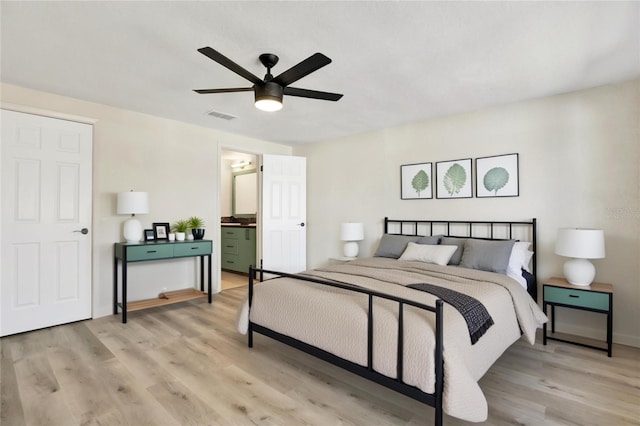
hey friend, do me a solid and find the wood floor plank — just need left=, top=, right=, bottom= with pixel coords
left=1, top=286, right=639, bottom=425
left=48, top=346, right=175, bottom=425
left=13, top=353, right=76, bottom=425
left=98, top=332, right=176, bottom=389
left=0, top=338, right=26, bottom=426
left=148, top=339, right=295, bottom=424
left=146, top=380, right=226, bottom=425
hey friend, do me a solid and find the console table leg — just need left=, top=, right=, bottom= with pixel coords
left=200, top=256, right=204, bottom=292
left=208, top=254, right=212, bottom=303
left=113, top=257, right=118, bottom=315
left=122, top=259, right=128, bottom=324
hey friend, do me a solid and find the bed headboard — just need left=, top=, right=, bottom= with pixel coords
left=384, top=217, right=537, bottom=301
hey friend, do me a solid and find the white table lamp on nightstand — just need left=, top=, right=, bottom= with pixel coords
left=117, top=191, right=149, bottom=243
left=555, top=228, right=605, bottom=286
left=341, top=222, right=364, bottom=258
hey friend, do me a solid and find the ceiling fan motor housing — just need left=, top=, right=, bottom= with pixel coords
left=255, top=81, right=284, bottom=103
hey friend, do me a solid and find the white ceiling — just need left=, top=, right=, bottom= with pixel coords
left=1, top=1, right=638, bottom=146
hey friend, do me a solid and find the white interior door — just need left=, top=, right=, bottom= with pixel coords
left=261, top=154, right=306, bottom=273
left=1, top=109, right=93, bottom=336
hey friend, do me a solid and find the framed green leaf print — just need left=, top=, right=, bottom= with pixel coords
left=436, top=158, right=472, bottom=199
left=401, top=162, right=433, bottom=199
left=476, top=153, right=519, bottom=197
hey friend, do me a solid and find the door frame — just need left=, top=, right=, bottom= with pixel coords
left=218, top=146, right=262, bottom=289
left=0, top=103, right=97, bottom=326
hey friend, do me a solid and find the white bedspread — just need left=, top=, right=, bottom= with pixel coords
left=237, top=258, right=547, bottom=422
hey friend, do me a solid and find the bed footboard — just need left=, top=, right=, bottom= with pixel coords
left=247, top=266, right=445, bottom=426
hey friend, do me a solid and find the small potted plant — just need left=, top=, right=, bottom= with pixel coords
left=188, top=216, right=205, bottom=240
left=172, top=219, right=189, bottom=241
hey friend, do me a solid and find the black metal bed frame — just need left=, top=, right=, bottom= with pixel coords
left=247, top=217, right=537, bottom=426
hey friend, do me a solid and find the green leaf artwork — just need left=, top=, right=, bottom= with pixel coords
left=443, top=163, right=467, bottom=195
left=483, top=167, right=510, bottom=195
left=411, top=170, right=429, bottom=196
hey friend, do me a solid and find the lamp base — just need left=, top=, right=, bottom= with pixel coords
left=563, top=258, right=595, bottom=286
left=343, top=241, right=359, bottom=258
left=123, top=217, right=143, bottom=243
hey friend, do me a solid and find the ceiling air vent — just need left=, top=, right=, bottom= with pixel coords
left=206, top=109, right=237, bottom=121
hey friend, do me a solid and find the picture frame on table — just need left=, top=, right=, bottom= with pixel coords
left=401, top=162, right=433, bottom=200
left=144, top=229, right=155, bottom=241
left=152, top=222, right=170, bottom=240
left=475, top=153, right=519, bottom=198
left=435, top=158, right=472, bottom=199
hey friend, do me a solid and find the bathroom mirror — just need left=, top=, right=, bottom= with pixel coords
left=233, top=170, right=257, bottom=216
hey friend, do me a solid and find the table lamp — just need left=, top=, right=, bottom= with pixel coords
left=555, top=228, right=605, bottom=286
left=117, top=191, right=149, bottom=242
left=341, top=222, right=364, bottom=258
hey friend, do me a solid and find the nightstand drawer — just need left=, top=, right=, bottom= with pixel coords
left=174, top=241, right=212, bottom=257
left=544, top=286, right=609, bottom=311
left=222, top=238, right=239, bottom=255
left=126, top=244, right=174, bottom=261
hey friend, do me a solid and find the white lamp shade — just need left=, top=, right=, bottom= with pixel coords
left=117, top=191, right=149, bottom=215
left=555, top=228, right=605, bottom=259
left=341, top=222, right=364, bottom=241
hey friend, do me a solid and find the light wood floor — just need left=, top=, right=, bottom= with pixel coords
left=221, top=270, right=249, bottom=291
left=2, top=287, right=639, bottom=425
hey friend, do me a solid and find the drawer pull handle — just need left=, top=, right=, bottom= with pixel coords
left=226, top=245, right=234, bottom=248
left=569, top=294, right=579, bottom=298
left=228, top=261, right=234, bottom=264
left=191, top=247, right=199, bottom=250
left=147, top=250, right=157, bottom=253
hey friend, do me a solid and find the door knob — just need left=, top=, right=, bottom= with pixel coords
left=299, top=222, right=305, bottom=227
left=74, top=228, right=89, bottom=234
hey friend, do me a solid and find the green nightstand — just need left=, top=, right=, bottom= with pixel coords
left=543, top=277, right=613, bottom=357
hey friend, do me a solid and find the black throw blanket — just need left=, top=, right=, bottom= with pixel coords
left=407, top=283, right=494, bottom=345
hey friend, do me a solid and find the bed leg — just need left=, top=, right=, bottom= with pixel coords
left=248, top=323, right=253, bottom=348
left=434, top=299, right=444, bottom=426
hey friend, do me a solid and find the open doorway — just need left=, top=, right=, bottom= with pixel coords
left=220, top=150, right=258, bottom=290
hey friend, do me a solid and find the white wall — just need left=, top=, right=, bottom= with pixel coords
left=0, top=83, right=291, bottom=319
left=294, top=78, right=640, bottom=347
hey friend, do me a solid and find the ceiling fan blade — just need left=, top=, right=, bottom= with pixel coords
left=194, top=87, right=254, bottom=94
left=197, top=47, right=263, bottom=85
left=272, top=53, right=332, bottom=87
left=284, top=87, right=343, bottom=101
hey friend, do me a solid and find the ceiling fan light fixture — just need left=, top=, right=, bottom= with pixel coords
left=255, top=82, right=283, bottom=112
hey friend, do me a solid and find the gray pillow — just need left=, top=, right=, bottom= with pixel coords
left=374, top=234, right=421, bottom=258
left=417, top=235, right=441, bottom=245
left=440, top=237, right=467, bottom=265
left=459, top=239, right=516, bottom=274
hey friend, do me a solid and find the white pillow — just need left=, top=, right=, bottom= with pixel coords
left=399, top=242, right=458, bottom=266
left=507, top=242, right=534, bottom=288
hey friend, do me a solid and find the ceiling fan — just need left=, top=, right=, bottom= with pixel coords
left=193, top=47, right=343, bottom=112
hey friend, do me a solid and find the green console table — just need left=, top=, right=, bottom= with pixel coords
left=113, top=240, right=212, bottom=323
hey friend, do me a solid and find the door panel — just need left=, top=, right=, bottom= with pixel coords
left=1, top=109, right=93, bottom=336
left=261, top=154, right=306, bottom=273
